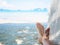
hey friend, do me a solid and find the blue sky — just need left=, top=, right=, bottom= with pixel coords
left=0, top=0, right=51, bottom=23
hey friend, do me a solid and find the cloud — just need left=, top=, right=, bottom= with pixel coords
left=13, top=1, right=49, bottom=10
left=0, top=0, right=49, bottom=23
left=0, top=12, right=48, bottom=23
left=0, top=0, right=50, bottom=10
left=0, top=0, right=16, bottom=10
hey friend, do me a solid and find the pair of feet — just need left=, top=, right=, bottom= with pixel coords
left=36, top=23, right=50, bottom=45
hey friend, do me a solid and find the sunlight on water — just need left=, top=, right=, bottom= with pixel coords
left=15, top=39, right=23, bottom=45
left=22, top=29, right=29, bottom=33
left=0, top=23, right=47, bottom=45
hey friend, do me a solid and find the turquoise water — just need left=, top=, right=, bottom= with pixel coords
left=0, top=23, right=47, bottom=45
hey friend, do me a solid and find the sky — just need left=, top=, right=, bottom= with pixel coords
left=0, top=0, right=51, bottom=23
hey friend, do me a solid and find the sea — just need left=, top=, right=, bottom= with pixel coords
left=0, top=23, right=47, bottom=45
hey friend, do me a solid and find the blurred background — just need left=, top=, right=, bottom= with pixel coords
left=0, top=0, right=51, bottom=45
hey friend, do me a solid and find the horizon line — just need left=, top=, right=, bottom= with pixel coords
left=0, top=8, right=48, bottom=12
